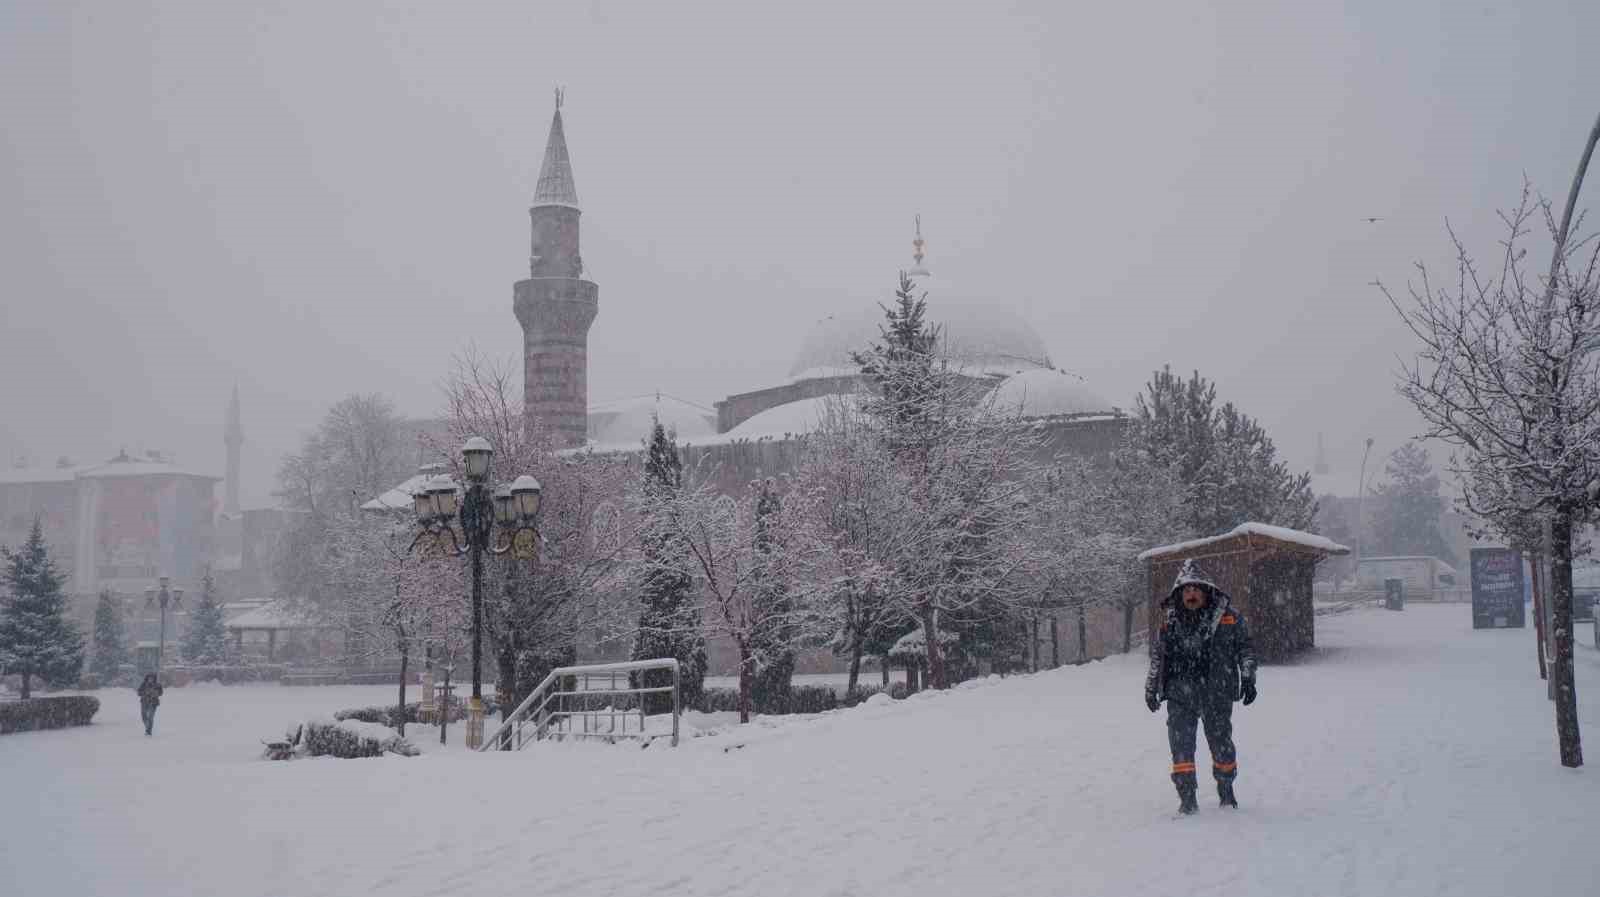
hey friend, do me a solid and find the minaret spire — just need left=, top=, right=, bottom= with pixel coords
left=224, top=385, right=243, bottom=515
left=533, top=87, right=579, bottom=209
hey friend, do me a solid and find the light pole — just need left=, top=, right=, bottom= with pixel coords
left=1355, top=437, right=1375, bottom=591
left=143, top=576, right=184, bottom=674
left=410, top=437, right=542, bottom=749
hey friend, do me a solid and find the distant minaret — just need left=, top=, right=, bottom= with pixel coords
left=224, top=385, right=243, bottom=515
left=1314, top=432, right=1330, bottom=476
left=907, top=214, right=931, bottom=277
left=514, top=89, right=598, bottom=447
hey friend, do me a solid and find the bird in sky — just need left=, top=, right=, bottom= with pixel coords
left=1361, top=217, right=1384, bottom=224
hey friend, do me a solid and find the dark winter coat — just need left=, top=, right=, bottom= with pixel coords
left=138, top=680, right=163, bottom=707
left=1145, top=567, right=1256, bottom=709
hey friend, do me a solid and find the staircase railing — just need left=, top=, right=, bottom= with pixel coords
left=478, top=657, right=681, bottom=752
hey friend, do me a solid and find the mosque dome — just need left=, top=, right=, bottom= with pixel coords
left=786, top=224, right=1054, bottom=387
left=989, top=368, right=1117, bottom=418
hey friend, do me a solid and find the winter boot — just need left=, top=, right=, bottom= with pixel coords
left=1217, top=780, right=1237, bottom=808
left=1177, top=786, right=1199, bottom=815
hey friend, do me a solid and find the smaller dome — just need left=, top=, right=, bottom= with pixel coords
left=588, top=394, right=716, bottom=450
left=990, top=369, right=1116, bottom=418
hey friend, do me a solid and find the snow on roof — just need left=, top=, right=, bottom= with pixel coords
left=1137, top=522, right=1351, bottom=561
left=587, top=393, right=716, bottom=453
left=224, top=600, right=330, bottom=631
left=0, top=466, right=78, bottom=485
left=361, top=464, right=448, bottom=512
left=2, top=453, right=218, bottom=484
left=988, top=368, right=1116, bottom=419
left=688, top=393, right=867, bottom=448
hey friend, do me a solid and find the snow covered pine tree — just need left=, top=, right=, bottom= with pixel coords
left=0, top=518, right=85, bottom=699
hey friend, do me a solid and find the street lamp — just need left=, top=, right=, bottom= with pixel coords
left=409, top=437, right=542, bottom=748
left=143, top=576, right=184, bottom=674
left=1355, top=437, right=1375, bottom=592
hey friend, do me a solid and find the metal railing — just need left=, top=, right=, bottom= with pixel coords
left=478, top=658, right=681, bottom=752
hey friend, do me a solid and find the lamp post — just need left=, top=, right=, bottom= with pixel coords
left=409, top=437, right=542, bottom=749
left=1355, top=437, right=1375, bottom=591
left=143, top=576, right=184, bottom=674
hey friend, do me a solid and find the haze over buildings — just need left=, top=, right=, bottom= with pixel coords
left=4, top=1, right=1599, bottom=512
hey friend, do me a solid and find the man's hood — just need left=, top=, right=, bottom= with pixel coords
left=1165, top=558, right=1231, bottom=608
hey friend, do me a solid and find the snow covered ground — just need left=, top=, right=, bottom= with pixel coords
left=2, top=604, right=1595, bottom=897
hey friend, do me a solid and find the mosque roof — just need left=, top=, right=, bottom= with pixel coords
left=988, top=368, right=1117, bottom=418
left=586, top=393, right=718, bottom=453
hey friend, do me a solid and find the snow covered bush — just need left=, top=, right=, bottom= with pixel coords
left=696, top=688, right=742, bottom=713
left=302, top=718, right=418, bottom=758
left=176, top=664, right=289, bottom=685
left=0, top=695, right=100, bottom=734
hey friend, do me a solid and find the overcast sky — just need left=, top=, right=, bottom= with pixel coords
left=3, top=1, right=1597, bottom=508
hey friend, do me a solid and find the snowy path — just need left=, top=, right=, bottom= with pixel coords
left=2, top=605, right=1595, bottom=897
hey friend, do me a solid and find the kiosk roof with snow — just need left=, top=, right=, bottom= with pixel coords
left=1142, top=523, right=1349, bottom=661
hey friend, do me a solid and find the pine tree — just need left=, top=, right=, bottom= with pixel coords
left=90, top=590, right=130, bottom=684
left=748, top=479, right=796, bottom=710
left=0, top=518, right=85, bottom=698
left=1369, top=442, right=1456, bottom=564
left=181, top=571, right=233, bottom=665
left=631, top=419, right=707, bottom=713
left=1129, top=365, right=1316, bottom=534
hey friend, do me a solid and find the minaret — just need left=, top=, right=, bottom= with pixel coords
left=907, top=214, right=931, bottom=277
left=514, top=89, right=599, bottom=447
left=224, top=385, right=243, bottom=515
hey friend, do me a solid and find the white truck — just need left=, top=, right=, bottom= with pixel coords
left=1354, top=556, right=1464, bottom=602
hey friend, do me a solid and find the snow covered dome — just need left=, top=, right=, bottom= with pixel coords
left=787, top=289, right=1053, bottom=384
left=989, top=368, right=1117, bottom=419
left=588, top=393, right=716, bottom=451
left=786, top=225, right=1054, bottom=388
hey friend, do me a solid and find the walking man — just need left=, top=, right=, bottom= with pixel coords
left=137, top=673, right=164, bottom=737
left=1144, top=559, right=1257, bottom=814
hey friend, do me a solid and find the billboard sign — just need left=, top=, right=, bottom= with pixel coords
left=1470, top=548, right=1526, bottom=629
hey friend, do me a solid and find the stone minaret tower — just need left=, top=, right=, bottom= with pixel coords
left=514, top=91, right=598, bottom=447
left=224, top=384, right=243, bottom=515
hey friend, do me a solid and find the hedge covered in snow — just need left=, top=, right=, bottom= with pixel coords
left=302, top=718, right=418, bottom=758
left=0, top=695, right=100, bottom=734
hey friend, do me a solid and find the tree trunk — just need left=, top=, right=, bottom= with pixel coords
left=1530, top=552, right=1549, bottom=680
left=921, top=605, right=944, bottom=690
left=881, top=656, right=890, bottom=687
left=1049, top=616, right=1060, bottom=668
left=1076, top=602, right=1088, bottom=662
left=846, top=632, right=863, bottom=696
left=19, top=671, right=30, bottom=701
left=1551, top=512, right=1584, bottom=768
left=1122, top=602, right=1136, bottom=654
left=396, top=643, right=409, bottom=738
left=738, top=643, right=753, bottom=724
left=1030, top=616, right=1040, bottom=673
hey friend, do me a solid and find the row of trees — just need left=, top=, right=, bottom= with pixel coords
left=270, top=277, right=1318, bottom=728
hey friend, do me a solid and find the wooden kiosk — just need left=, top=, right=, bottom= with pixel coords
left=1139, top=523, right=1350, bottom=662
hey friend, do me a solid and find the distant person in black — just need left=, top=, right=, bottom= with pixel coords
left=1144, top=559, right=1257, bottom=814
left=137, top=673, right=164, bottom=737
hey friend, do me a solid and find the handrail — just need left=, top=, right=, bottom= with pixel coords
left=478, top=657, right=681, bottom=752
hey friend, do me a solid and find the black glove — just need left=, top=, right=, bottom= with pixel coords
left=1241, top=678, right=1257, bottom=706
left=1145, top=688, right=1161, bottom=713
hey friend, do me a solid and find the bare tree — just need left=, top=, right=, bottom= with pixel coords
left=429, top=347, right=633, bottom=712
left=1382, top=181, right=1599, bottom=769
left=653, top=476, right=831, bottom=722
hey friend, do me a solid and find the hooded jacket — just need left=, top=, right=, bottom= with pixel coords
left=1145, top=561, right=1256, bottom=707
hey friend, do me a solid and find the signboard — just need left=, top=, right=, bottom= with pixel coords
left=1470, top=548, right=1526, bottom=629
left=1384, top=578, right=1404, bottom=611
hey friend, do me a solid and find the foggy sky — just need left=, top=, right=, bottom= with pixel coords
left=3, top=1, right=1597, bottom=509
